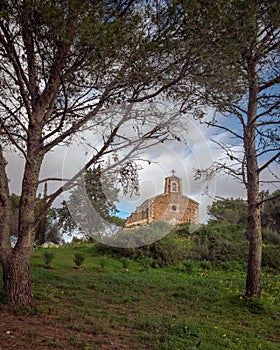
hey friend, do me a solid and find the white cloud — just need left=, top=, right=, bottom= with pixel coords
left=5, top=114, right=278, bottom=225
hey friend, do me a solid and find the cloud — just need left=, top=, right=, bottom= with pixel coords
left=115, top=118, right=220, bottom=223
left=6, top=114, right=278, bottom=226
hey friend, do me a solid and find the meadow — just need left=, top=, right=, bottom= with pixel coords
left=0, top=240, right=279, bottom=350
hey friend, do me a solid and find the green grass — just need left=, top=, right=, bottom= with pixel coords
left=1, top=244, right=280, bottom=349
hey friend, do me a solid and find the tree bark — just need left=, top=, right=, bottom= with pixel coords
left=0, top=122, right=43, bottom=307
left=244, top=58, right=262, bottom=298
left=2, top=250, right=33, bottom=307
left=246, top=202, right=262, bottom=298
left=246, top=163, right=262, bottom=297
left=0, top=145, right=11, bottom=251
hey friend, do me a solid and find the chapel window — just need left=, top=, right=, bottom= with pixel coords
left=172, top=183, right=177, bottom=192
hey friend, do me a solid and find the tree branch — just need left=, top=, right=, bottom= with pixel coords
left=258, top=151, right=280, bottom=173
left=258, top=191, right=280, bottom=206
left=259, top=75, right=280, bottom=92
left=205, top=121, right=243, bottom=140
left=0, top=24, right=32, bottom=118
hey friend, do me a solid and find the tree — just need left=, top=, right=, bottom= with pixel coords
left=0, top=0, right=207, bottom=307
left=190, top=0, right=280, bottom=297
left=34, top=183, right=61, bottom=246
left=58, top=166, right=121, bottom=239
left=207, top=198, right=247, bottom=225
left=9, top=190, right=61, bottom=247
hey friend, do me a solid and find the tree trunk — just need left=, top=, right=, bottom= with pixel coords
left=246, top=189, right=262, bottom=298
left=2, top=249, right=33, bottom=308
left=0, top=124, right=44, bottom=308
left=244, top=58, right=262, bottom=298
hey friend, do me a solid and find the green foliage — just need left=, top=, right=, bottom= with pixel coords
left=96, top=221, right=280, bottom=273
left=174, top=222, right=280, bottom=273
left=9, top=192, right=61, bottom=246
left=262, top=228, right=280, bottom=247
left=149, top=234, right=186, bottom=267
left=99, top=257, right=107, bottom=270
left=230, top=295, right=267, bottom=315
left=262, top=190, right=280, bottom=232
left=207, top=198, right=247, bottom=225
left=189, top=224, right=248, bottom=265
left=120, top=257, right=130, bottom=270
left=262, top=247, right=280, bottom=273
left=57, top=166, right=120, bottom=238
left=183, top=259, right=195, bottom=273
left=110, top=216, right=126, bottom=227
left=200, top=260, right=212, bottom=271
left=73, top=252, right=86, bottom=267
left=95, top=221, right=186, bottom=267
left=42, top=251, right=55, bottom=267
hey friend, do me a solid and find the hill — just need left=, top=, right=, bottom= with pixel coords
left=0, top=224, right=279, bottom=349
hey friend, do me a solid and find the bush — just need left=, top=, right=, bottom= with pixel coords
left=42, top=251, right=55, bottom=266
left=73, top=252, right=86, bottom=267
left=189, top=224, right=248, bottom=264
left=183, top=260, right=195, bottom=273
left=262, top=229, right=280, bottom=247
left=262, top=246, right=280, bottom=273
left=94, top=222, right=186, bottom=267
left=149, top=234, right=186, bottom=267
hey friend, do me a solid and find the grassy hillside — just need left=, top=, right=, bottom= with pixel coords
left=0, top=225, right=280, bottom=349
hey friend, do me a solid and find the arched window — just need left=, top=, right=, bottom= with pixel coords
left=172, top=183, right=176, bottom=192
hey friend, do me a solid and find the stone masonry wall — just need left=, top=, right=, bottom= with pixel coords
left=152, top=193, right=198, bottom=225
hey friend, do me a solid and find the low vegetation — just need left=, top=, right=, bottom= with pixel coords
left=0, top=223, right=279, bottom=349
left=41, top=251, right=55, bottom=269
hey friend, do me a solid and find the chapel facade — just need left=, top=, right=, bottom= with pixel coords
left=125, top=171, right=199, bottom=228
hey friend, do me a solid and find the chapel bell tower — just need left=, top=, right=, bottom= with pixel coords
left=164, top=170, right=183, bottom=194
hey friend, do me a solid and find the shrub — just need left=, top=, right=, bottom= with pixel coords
left=189, top=224, right=248, bottom=264
left=73, top=252, right=86, bottom=267
left=149, top=234, right=186, bottom=267
left=262, top=229, right=280, bottom=247
left=174, top=223, right=192, bottom=236
left=262, top=246, right=280, bottom=273
left=94, top=222, right=186, bottom=267
left=42, top=251, right=55, bottom=266
left=183, top=260, right=195, bottom=273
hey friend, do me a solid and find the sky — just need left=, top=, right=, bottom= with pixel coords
left=5, top=115, right=250, bottom=225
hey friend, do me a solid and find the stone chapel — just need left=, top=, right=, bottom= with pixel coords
left=125, top=171, right=199, bottom=228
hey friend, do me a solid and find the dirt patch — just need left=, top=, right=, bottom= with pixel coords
left=0, top=306, right=152, bottom=350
